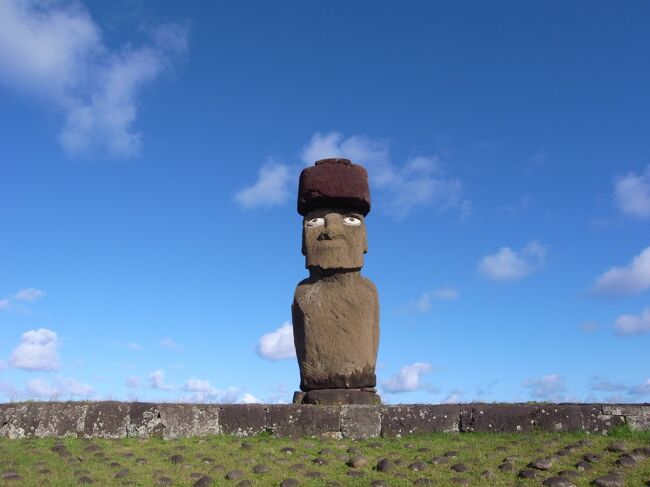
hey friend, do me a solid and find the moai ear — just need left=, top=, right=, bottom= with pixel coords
left=301, top=226, right=307, bottom=256
left=363, top=224, right=368, bottom=254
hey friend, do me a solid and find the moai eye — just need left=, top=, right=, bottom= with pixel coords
left=305, top=217, right=325, bottom=227
left=343, top=216, right=361, bottom=226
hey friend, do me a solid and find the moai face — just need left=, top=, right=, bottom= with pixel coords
left=302, top=207, right=368, bottom=270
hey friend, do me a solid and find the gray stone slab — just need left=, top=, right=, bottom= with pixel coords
left=83, top=401, right=130, bottom=438
left=381, top=405, right=460, bottom=436
left=461, top=403, right=537, bottom=432
left=266, top=405, right=341, bottom=437
left=341, top=405, right=381, bottom=439
left=158, top=404, right=220, bottom=439
left=219, top=404, right=266, bottom=437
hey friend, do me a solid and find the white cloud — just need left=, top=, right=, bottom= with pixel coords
left=182, top=378, right=257, bottom=403
left=614, top=307, right=650, bottom=336
left=159, top=337, right=181, bottom=349
left=0, top=0, right=188, bottom=158
left=300, top=132, right=470, bottom=218
left=235, top=163, right=292, bottom=209
left=9, top=328, right=61, bottom=371
left=441, top=391, right=462, bottom=404
left=591, top=247, right=650, bottom=296
left=0, top=299, right=10, bottom=310
left=256, top=322, right=296, bottom=360
left=478, top=240, right=547, bottom=281
left=12, top=287, right=45, bottom=302
left=382, top=362, right=433, bottom=393
left=149, top=369, right=173, bottom=391
left=614, top=165, right=650, bottom=219
left=523, top=374, right=566, bottom=401
left=26, top=376, right=94, bottom=398
left=410, top=287, right=459, bottom=312
left=126, top=342, right=142, bottom=350
left=629, top=378, right=650, bottom=396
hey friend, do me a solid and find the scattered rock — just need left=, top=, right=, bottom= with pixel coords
left=606, top=443, right=627, bottom=453
left=226, top=470, right=244, bottom=480
left=576, top=460, right=593, bottom=471
left=114, top=469, right=130, bottom=479
left=451, top=463, right=468, bottom=473
left=170, top=455, right=184, bottom=464
left=481, top=470, right=495, bottom=478
left=413, top=479, right=433, bottom=486
left=347, top=469, right=364, bottom=477
left=633, top=447, right=650, bottom=457
left=236, top=480, right=252, bottom=487
left=376, top=458, right=393, bottom=472
left=305, top=471, right=322, bottom=479
left=1, top=472, right=23, bottom=482
left=583, top=453, right=600, bottom=463
left=78, top=476, right=94, bottom=484
left=444, top=451, right=459, bottom=457
left=591, top=473, right=624, bottom=487
left=370, top=481, right=387, bottom=487
left=280, top=480, right=299, bottom=487
left=418, top=447, right=431, bottom=453
left=349, top=455, right=368, bottom=468
left=518, top=468, right=537, bottom=478
left=289, top=463, right=305, bottom=471
left=281, top=447, right=295, bottom=455
left=408, top=461, right=426, bottom=471
left=240, top=442, right=253, bottom=450
left=430, top=456, right=448, bottom=464
left=497, top=462, right=513, bottom=471
left=312, top=457, right=327, bottom=466
left=529, top=457, right=555, bottom=470
left=252, top=464, right=269, bottom=474
left=193, top=476, right=212, bottom=487
left=542, top=476, right=576, bottom=487
left=156, top=476, right=173, bottom=486
left=108, top=462, right=122, bottom=469
left=451, top=478, right=469, bottom=485
left=319, top=448, right=334, bottom=455
left=615, top=454, right=637, bottom=467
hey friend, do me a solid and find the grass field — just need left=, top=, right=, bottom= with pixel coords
left=1, top=429, right=649, bottom=486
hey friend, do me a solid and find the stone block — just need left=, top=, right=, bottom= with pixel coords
left=461, top=404, right=537, bottom=432
left=341, top=405, right=381, bottom=439
left=157, top=404, right=219, bottom=439
left=219, top=404, right=266, bottom=437
left=381, top=405, right=460, bottom=436
left=83, top=401, right=130, bottom=438
left=266, top=405, right=341, bottom=437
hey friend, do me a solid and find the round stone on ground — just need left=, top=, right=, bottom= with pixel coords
left=280, top=479, right=299, bottom=487
left=518, top=468, right=537, bottom=479
left=606, top=442, right=627, bottom=453
left=583, top=453, right=600, bottom=463
left=319, top=448, right=334, bottom=455
left=312, top=457, right=327, bottom=466
left=412, top=479, right=433, bottom=486
left=281, top=447, right=295, bottom=455
left=481, top=470, right=495, bottom=478
left=497, top=462, right=513, bottom=471
left=236, top=481, right=252, bottom=487
left=226, top=469, right=244, bottom=480
left=349, top=455, right=368, bottom=468
left=114, top=468, right=129, bottom=479
left=190, top=472, right=203, bottom=479
left=576, top=460, right=592, bottom=470
left=451, top=463, right=468, bottom=473
left=78, top=476, right=94, bottom=484
left=170, top=455, right=184, bottom=464
left=305, top=471, right=322, bottom=479
left=528, top=457, right=555, bottom=470
left=108, top=462, right=122, bottom=469
left=240, top=442, right=253, bottom=450
left=615, top=454, right=637, bottom=467
left=193, top=476, right=212, bottom=487
left=289, top=463, right=305, bottom=471
left=408, top=461, right=426, bottom=471
left=347, top=469, right=364, bottom=477
left=370, top=481, right=387, bottom=487
left=451, top=478, right=469, bottom=485
left=444, top=451, right=459, bottom=457
left=252, top=464, right=269, bottom=474
left=591, top=473, right=624, bottom=487
left=430, top=456, right=448, bottom=464
left=542, top=478, right=577, bottom=487
left=1, top=472, right=23, bottom=482
left=376, top=458, right=392, bottom=472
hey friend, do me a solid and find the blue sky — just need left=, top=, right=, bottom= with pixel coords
left=1, top=0, right=649, bottom=405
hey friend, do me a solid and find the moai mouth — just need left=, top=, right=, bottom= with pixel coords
left=292, top=158, right=380, bottom=405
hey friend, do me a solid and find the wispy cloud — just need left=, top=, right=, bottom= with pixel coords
left=0, top=0, right=188, bottom=157
left=256, top=322, right=296, bottom=360
left=159, top=337, right=181, bottom=350
left=234, top=163, right=292, bottom=209
left=614, top=165, right=650, bottom=219
left=478, top=240, right=547, bottom=281
left=149, top=369, right=173, bottom=391
left=614, top=307, right=650, bottom=336
left=523, top=373, right=566, bottom=401
left=406, top=287, right=459, bottom=313
left=182, top=378, right=259, bottom=403
left=0, top=287, right=45, bottom=312
left=382, top=362, right=434, bottom=393
left=629, top=378, right=650, bottom=396
left=125, top=376, right=141, bottom=388
left=26, top=376, right=94, bottom=399
left=9, top=328, right=61, bottom=371
left=588, top=376, right=627, bottom=392
left=591, top=247, right=650, bottom=296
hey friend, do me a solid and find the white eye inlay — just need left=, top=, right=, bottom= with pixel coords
left=305, top=217, right=325, bottom=227
left=343, top=216, right=361, bottom=226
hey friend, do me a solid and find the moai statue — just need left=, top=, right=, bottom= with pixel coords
left=292, top=158, right=380, bottom=405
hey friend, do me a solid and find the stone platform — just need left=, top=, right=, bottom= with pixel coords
left=0, top=402, right=648, bottom=440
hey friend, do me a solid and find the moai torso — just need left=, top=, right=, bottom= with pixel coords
left=292, top=158, right=380, bottom=404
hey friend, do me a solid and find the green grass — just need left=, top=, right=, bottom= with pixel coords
left=1, top=431, right=649, bottom=486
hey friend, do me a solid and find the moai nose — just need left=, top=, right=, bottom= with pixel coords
left=322, top=214, right=344, bottom=239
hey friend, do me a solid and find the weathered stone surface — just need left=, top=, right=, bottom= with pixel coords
left=266, top=405, right=340, bottom=438
left=158, top=404, right=219, bottom=439
left=303, top=390, right=380, bottom=406
left=460, top=404, right=537, bottom=432
left=126, top=403, right=165, bottom=438
left=341, top=405, right=381, bottom=439
left=381, top=405, right=460, bottom=436
left=219, top=405, right=266, bottom=437
left=84, top=402, right=130, bottom=438
left=293, top=271, right=379, bottom=390
left=298, top=158, right=371, bottom=216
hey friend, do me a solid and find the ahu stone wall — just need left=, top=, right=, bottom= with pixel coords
left=0, top=402, right=648, bottom=440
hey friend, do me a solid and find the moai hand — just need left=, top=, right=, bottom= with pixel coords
left=292, top=158, right=380, bottom=405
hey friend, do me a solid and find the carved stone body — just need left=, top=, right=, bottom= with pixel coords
left=292, top=271, right=379, bottom=391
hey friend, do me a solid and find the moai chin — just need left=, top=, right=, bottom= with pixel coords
left=292, top=158, right=380, bottom=405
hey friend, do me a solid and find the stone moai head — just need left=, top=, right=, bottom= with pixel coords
left=298, top=158, right=371, bottom=271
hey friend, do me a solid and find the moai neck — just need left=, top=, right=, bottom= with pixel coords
left=308, top=267, right=362, bottom=281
